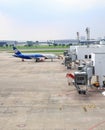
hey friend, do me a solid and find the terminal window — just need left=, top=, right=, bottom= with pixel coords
left=89, top=55, right=91, bottom=59
left=85, top=55, right=88, bottom=59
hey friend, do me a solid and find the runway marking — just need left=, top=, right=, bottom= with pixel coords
left=88, top=120, right=105, bottom=130
left=82, top=104, right=96, bottom=112
left=83, top=106, right=87, bottom=112
left=17, top=123, right=26, bottom=128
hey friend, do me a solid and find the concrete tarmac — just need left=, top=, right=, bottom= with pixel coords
left=0, top=52, right=105, bottom=130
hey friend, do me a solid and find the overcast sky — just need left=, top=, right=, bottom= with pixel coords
left=0, top=0, right=105, bottom=41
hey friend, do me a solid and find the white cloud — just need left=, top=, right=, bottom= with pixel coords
left=0, top=0, right=105, bottom=40
left=0, top=12, right=14, bottom=40
left=55, top=0, right=105, bottom=10
left=0, top=0, right=105, bottom=14
left=0, top=0, right=105, bottom=10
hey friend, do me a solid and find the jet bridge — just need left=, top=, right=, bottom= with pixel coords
left=74, top=72, right=88, bottom=94
left=64, top=54, right=77, bottom=69
left=66, top=64, right=94, bottom=95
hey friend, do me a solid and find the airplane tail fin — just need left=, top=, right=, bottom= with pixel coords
left=13, top=46, right=21, bottom=55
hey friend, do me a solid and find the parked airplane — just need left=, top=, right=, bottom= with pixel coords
left=13, top=46, right=58, bottom=62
